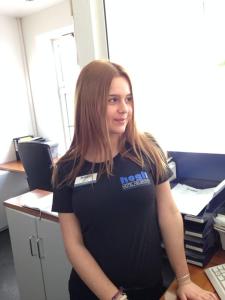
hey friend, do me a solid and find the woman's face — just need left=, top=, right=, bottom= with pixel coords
left=106, top=76, right=133, bottom=138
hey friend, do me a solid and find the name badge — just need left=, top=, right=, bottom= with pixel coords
left=74, top=173, right=98, bottom=187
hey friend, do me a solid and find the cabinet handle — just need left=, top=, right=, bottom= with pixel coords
left=37, top=238, right=45, bottom=259
left=28, top=235, right=37, bottom=257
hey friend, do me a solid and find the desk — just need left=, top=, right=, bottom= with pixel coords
left=0, top=158, right=59, bottom=173
left=0, top=160, right=25, bottom=173
left=161, top=250, right=225, bottom=299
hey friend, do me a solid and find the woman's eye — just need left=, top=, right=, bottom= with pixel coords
left=126, top=96, right=133, bottom=102
left=108, top=97, right=118, bottom=103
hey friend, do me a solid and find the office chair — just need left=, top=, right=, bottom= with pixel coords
left=18, top=141, right=54, bottom=191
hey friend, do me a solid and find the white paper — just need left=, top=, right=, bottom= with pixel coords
left=20, top=193, right=58, bottom=217
left=171, top=180, right=225, bottom=216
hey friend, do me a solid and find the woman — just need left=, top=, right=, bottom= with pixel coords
left=52, top=60, right=218, bottom=300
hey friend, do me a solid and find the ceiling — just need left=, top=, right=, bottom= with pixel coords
left=0, top=0, right=65, bottom=18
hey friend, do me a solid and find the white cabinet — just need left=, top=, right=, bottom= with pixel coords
left=37, top=217, right=71, bottom=300
left=0, top=170, right=29, bottom=230
left=6, top=207, right=71, bottom=300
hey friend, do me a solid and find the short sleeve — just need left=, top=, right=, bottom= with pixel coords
left=52, top=162, right=74, bottom=213
left=144, top=132, right=173, bottom=185
left=148, top=159, right=173, bottom=185
left=157, top=165, right=173, bottom=185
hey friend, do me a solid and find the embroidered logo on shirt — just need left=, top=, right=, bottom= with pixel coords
left=120, top=171, right=151, bottom=190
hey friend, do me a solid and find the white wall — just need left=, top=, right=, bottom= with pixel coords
left=0, top=16, right=34, bottom=163
left=71, top=0, right=108, bottom=67
left=0, top=0, right=107, bottom=162
left=21, top=0, right=74, bottom=154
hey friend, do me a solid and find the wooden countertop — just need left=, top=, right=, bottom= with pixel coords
left=4, top=189, right=58, bottom=222
left=0, top=160, right=25, bottom=173
left=0, top=157, right=59, bottom=173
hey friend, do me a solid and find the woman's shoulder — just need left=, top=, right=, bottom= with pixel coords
left=55, top=158, right=75, bottom=176
left=52, top=158, right=76, bottom=188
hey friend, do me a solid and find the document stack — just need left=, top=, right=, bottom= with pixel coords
left=171, top=180, right=225, bottom=267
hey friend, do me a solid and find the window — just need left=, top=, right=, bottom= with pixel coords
left=104, top=0, right=225, bottom=153
left=53, top=33, right=80, bottom=148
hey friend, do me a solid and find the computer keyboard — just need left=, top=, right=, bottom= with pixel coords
left=204, top=263, right=225, bottom=300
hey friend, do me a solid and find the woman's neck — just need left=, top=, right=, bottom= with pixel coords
left=85, top=134, right=120, bottom=163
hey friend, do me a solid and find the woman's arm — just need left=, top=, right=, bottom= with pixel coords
left=156, top=181, right=188, bottom=278
left=156, top=181, right=218, bottom=300
left=59, top=213, right=119, bottom=300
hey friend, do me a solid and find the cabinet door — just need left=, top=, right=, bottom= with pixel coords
left=0, top=197, right=7, bottom=230
left=37, top=218, right=71, bottom=300
left=6, top=208, right=46, bottom=300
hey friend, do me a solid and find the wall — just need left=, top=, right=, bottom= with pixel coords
left=0, top=3, right=74, bottom=222
left=71, top=0, right=108, bottom=67
left=21, top=0, right=74, bottom=155
left=0, top=0, right=108, bottom=163
left=0, top=16, right=34, bottom=163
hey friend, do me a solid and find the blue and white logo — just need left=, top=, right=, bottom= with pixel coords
left=120, top=171, right=151, bottom=190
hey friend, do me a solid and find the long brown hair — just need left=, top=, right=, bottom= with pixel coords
left=53, top=60, right=168, bottom=187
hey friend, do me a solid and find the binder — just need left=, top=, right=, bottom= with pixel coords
left=184, top=214, right=209, bottom=223
left=185, top=245, right=219, bottom=267
left=184, top=231, right=218, bottom=253
left=183, top=217, right=214, bottom=238
left=13, top=135, right=33, bottom=161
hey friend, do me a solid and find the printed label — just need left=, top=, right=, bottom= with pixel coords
left=120, top=171, right=151, bottom=190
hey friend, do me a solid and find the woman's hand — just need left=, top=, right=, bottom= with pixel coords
left=176, top=281, right=219, bottom=300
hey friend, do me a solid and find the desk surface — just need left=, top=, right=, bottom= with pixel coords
left=0, top=158, right=59, bottom=173
left=0, top=160, right=25, bottom=173
left=161, top=249, right=225, bottom=299
left=4, top=189, right=57, bottom=222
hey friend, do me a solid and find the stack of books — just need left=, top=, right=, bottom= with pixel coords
left=171, top=180, right=225, bottom=267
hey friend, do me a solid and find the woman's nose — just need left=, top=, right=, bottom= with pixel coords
left=118, top=99, right=128, bottom=113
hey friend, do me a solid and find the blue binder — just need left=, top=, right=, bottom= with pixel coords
left=184, top=231, right=218, bottom=253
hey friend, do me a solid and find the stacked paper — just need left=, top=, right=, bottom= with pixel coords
left=171, top=179, right=225, bottom=216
